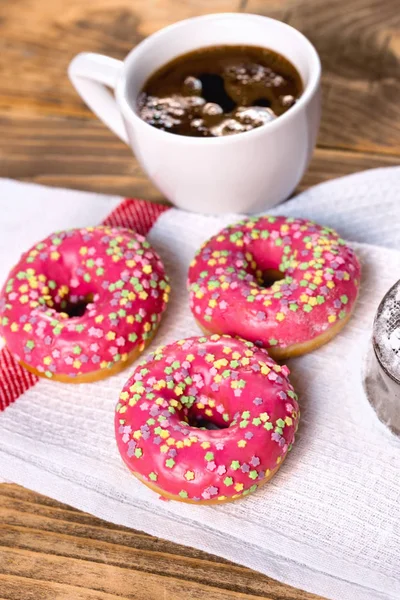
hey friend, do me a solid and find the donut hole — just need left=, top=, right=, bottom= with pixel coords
left=185, top=401, right=231, bottom=431
left=54, top=293, right=94, bottom=318
left=260, top=269, right=285, bottom=289
left=187, top=415, right=228, bottom=431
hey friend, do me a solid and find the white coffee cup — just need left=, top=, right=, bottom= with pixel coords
left=69, top=13, right=321, bottom=214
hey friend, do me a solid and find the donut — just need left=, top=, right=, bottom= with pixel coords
left=0, top=226, right=170, bottom=383
left=188, top=216, right=360, bottom=359
left=115, top=334, right=299, bottom=504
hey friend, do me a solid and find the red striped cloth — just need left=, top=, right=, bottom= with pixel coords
left=0, top=197, right=169, bottom=411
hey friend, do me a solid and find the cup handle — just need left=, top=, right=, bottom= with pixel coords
left=68, top=52, right=128, bottom=144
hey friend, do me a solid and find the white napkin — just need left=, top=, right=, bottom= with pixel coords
left=1, top=168, right=400, bottom=600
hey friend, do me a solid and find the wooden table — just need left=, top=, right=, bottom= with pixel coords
left=1, top=1, right=399, bottom=598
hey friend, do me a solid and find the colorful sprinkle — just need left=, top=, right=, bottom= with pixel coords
left=0, top=226, right=170, bottom=380
left=187, top=216, right=360, bottom=355
left=115, top=335, right=299, bottom=503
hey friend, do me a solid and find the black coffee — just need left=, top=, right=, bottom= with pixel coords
left=137, top=45, right=303, bottom=137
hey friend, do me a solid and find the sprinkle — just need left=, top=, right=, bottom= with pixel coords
left=0, top=226, right=169, bottom=380
left=115, top=335, right=300, bottom=503
left=187, top=216, right=359, bottom=353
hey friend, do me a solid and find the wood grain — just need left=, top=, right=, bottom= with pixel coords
left=0, top=484, right=322, bottom=600
left=1, top=0, right=399, bottom=196
left=1, top=115, right=398, bottom=199
left=0, top=0, right=399, bottom=598
left=245, top=0, right=400, bottom=155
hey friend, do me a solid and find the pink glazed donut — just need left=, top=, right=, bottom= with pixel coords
left=0, top=226, right=170, bottom=383
left=115, top=334, right=299, bottom=503
left=188, top=216, right=360, bottom=359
